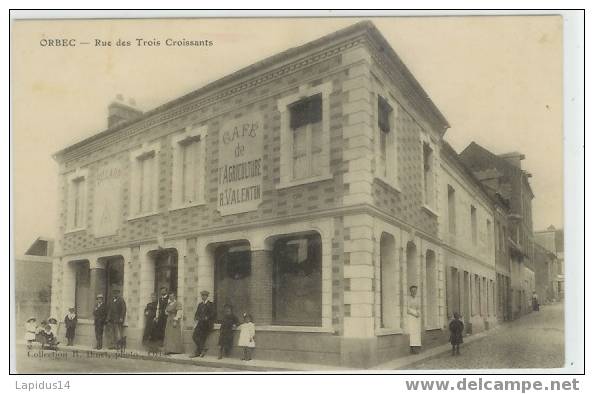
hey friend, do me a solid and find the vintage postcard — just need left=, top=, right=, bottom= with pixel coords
left=11, top=13, right=574, bottom=374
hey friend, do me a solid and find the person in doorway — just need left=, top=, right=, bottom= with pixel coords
left=238, top=313, right=255, bottom=361
left=532, top=291, right=540, bottom=311
left=106, top=288, right=127, bottom=350
left=190, top=290, right=215, bottom=358
left=163, top=293, right=184, bottom=355
left=143, top=293, right=158, bottom=349
left=448, top=312, right=464, bottom=356
left=64, top=307, right=78, bottom=346
left=154, top=287, right=169, bottom=345
left=218, top=304, right=239, bottom=359
left=93, top=294, right=107, bottom=349
left=407, top=285, right=422, bottom=354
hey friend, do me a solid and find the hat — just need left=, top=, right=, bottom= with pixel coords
left=409, top=285, right=418, bottom=290
left=48, top=318, right=58, bottom=324
left=200, top=290, right=209, bottom=296
left=68, top=307, right=75, bottom=311
left=27, top=317, right=36, bottom=322
left=97, top=294, right=104, bottom=298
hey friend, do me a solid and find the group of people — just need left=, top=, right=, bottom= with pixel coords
left=24, top=316, right=60, bottom=350
left=142, top=288, right=256, bottom=360
left=407, top=284, right=465, bottom=357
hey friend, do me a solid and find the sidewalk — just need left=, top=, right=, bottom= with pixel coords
left=16, top=340, right=351, bottom=372
left=372, top=325, right=502, bottom=370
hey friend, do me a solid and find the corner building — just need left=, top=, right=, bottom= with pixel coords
left=51, top=21, right=499, bottom=368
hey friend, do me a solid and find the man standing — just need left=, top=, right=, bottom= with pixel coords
left=107, top=288, right=127, bottom=350
left=531, top=291, right=540, bottom=311
left=93, top=294, right=107, bottom=350
left=154, top=287, right=169, bottom=344
left=407, top=285, right=422, bottom=354
left=191, top=290, right=215, bottom=358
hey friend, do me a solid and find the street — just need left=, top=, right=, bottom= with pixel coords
left=14, top=346, right=235, bottom=373
left=408, top=302, right=565, bottom=370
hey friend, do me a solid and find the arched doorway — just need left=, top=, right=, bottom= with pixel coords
left=425, top=250, right=437, bottom=328
left=406, top=241, right=418, bottom=289
left=213, top=241, right=251, bottom=321
left=380, top=233, right=397, bottom=328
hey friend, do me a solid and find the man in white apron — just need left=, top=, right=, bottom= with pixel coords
left=407, top=285, right=421, bottom=354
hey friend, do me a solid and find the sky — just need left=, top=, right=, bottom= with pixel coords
left=11, top=16, right=564, bottom=255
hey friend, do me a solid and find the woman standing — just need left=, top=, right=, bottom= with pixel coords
left=163, top=293, right=184, bottom=355
left=407, top=285, right=422, bottom=354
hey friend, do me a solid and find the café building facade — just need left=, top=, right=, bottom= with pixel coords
left=51, top=21, right=499, bottom=367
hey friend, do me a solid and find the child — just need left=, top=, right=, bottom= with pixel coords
left=47, top=317, right=58, bottom=338
left=64, top=307, right=78, bottom=346
left=24, top=317, right=37, bottom=349
left=218, top=304, right=239, bottom=359
left=448, top=312, right=464, bottom=356
left=41, top=324, right=59, bottom=350
left=238, top=313, right=255, bottom=361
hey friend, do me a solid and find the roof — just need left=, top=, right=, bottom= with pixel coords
left=460, top=141, right=535, bottom=199
left=54, top=20, right=449, bottom=160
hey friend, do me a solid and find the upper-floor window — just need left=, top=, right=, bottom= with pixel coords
left=171, top=125, right=207, bottom=209
left=447, top=185, right=456, bottom=234
left=423, top=142, right=435, bottom=207
left=375, top=95, right=398, bottom=187
left=130, top=142, right=160, bottom=218
left=66, top=169, right=88, bottom=231
left=290, top=94, right=323, bottom=180
left=471, top=205, right=478, bottom=246
left=277, top=82, right=332, bottom=188
left=486, top=219, right=493, bottom=253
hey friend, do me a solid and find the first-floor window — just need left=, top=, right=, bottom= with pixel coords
left=290, top=94, right=323, bottom=180
left=153, top=250, right=178, bottom=295
left=214, top=242, right=251, bottom=322
left=273, top=233, right=322, bottom=326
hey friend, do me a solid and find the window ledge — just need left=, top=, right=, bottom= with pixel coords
left=169, top=201, right=206, bottom=212
left=127, top=211, right=160, bottom=221
left=276, top=173, right=333, bottom=190
left=65, top=226, right=86, bottom=235
left=375, top=327, right=404, bottom=336
left=374, top=176, right=402, bottom=193
left=422, top=204, right=439, bottom=217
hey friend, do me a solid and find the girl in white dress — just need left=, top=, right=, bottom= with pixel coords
left=238, top=313, right=255, bottom=361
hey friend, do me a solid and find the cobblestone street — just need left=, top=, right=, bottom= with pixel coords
left=408, top=302, right=565, bottom=370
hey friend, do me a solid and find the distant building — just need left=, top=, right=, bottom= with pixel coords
left=15, top=237, right=54, bottom=334
left=459, top=143, right=536, bottom=319
left=535, top=225, right=564, bottom=299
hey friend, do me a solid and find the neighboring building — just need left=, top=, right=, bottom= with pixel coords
left=439, top=142, right=498, bottom=333
left=533, top=242, right=559, bottom=303
left=535, top=225, right=564, bottom=300
left=50, top=21, right=530, bottom=367
left=459, top=143, right=536, bottom=319
left=15, top=237, right=54, bottom=335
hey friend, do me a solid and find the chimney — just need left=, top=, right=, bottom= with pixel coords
left=108, top=94, right=143, bottom=128
left=498, top=151, right=525, bottom=169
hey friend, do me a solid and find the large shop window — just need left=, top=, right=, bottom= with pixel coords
left=103, top=257, right=124, bottom=300
left=290, top=94, right=323, bottom=180
left=273, top=233, right=322, bottom=326
left=74, top=260, right=91, bottom=318
left=153, top=249, right=178, bottom=296
left=214, top=242, right=251, bottom=321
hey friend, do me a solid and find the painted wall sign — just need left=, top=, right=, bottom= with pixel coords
left=217, top=112, right=264, bottom=216
left=93, top=162, right=122, bottom=237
